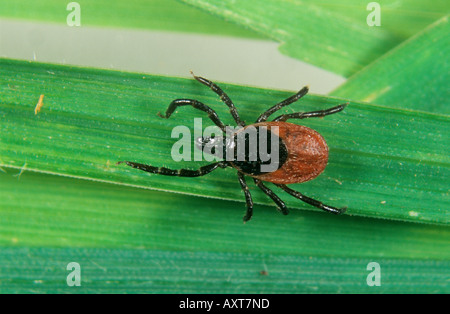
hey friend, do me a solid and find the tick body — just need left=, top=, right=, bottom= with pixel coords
left=231, top=121, right=328, bottom=185
left=118, top=73, right=347, bottom=222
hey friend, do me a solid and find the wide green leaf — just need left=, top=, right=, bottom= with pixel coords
left=1, top=171, right=449, bottom=293
left=3, top=171, right=449, bottom=257
left=178, top=0, right=449, bottom=76
left=1, top=58, right=448, bottom=224
left=2, top=247, right=449, bottom=293
left=331, top=16, right=449, bottom=114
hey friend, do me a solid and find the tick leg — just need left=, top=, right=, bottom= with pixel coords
left=191, top=72, right=245, bottom=127
left=158, top=99, right=227, bottom=132
left=254, top=179, right=289, bottom=215
left=237, top=172, right=254, bottom=222
left=256, top=86, right=309, bottom=123
left=272, top=103, right=347, bottom=122
left=276, top=184, right=346, bottom=215
left=117, top=161, right=226, bottom=177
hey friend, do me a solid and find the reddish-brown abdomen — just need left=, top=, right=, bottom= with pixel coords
left=249, top=122, right=328, bottom=184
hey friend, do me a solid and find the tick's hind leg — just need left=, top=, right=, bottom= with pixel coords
left=158, top=99, right=227, bottom=132
left=254, top=179, right=289, bottom=216
left=117, top=161, right=226, bottom=177
left=237, top=172, right=254, bottom=222
left=276, top=184, right=346, bottom=215
left=191, top=72, right=245, bottom=127
left=272, top=103, right=347, bottom=122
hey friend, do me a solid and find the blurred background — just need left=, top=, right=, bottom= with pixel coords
left=0, top=1, right=345, bottom=93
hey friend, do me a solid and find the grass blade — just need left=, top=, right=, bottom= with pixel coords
left=0, top=58, right=448, bottom=224
left=2, top=247, right=449, bottom=293
left=1, top=171, right=449, bottom=293
left=0, top=0, right=262, bottom=39
left=178, top=0, right=449, bottom=76
left=331, top=16, right=449, bottom=114
left=2, top=171, right=449, bottom=258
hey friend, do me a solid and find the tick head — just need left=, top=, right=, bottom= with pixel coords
left=195, top=135, right=236, bottom=158
left=195, top=135, right=223, bottom=155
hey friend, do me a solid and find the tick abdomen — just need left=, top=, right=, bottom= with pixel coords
left=241, top=122, right=329, bottom=184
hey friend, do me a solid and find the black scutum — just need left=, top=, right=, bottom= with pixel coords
left=231, top=127, right=288, bottom=175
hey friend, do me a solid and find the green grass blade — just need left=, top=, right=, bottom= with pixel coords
left=2, top=171, right=449, bottom=259
left=2, top=247, right=449, bottom=293
left=0, top=58, right=448, bottom=224
left=331, top=16, right=449, bottom=114
left=1, top=171, right=449, bottom=293
left=0, top=0, right=262, bottom=39
left=178, top=0, right=449, bottom=76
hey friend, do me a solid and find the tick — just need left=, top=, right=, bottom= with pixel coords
left=118, top=73, right=347, bottom=222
